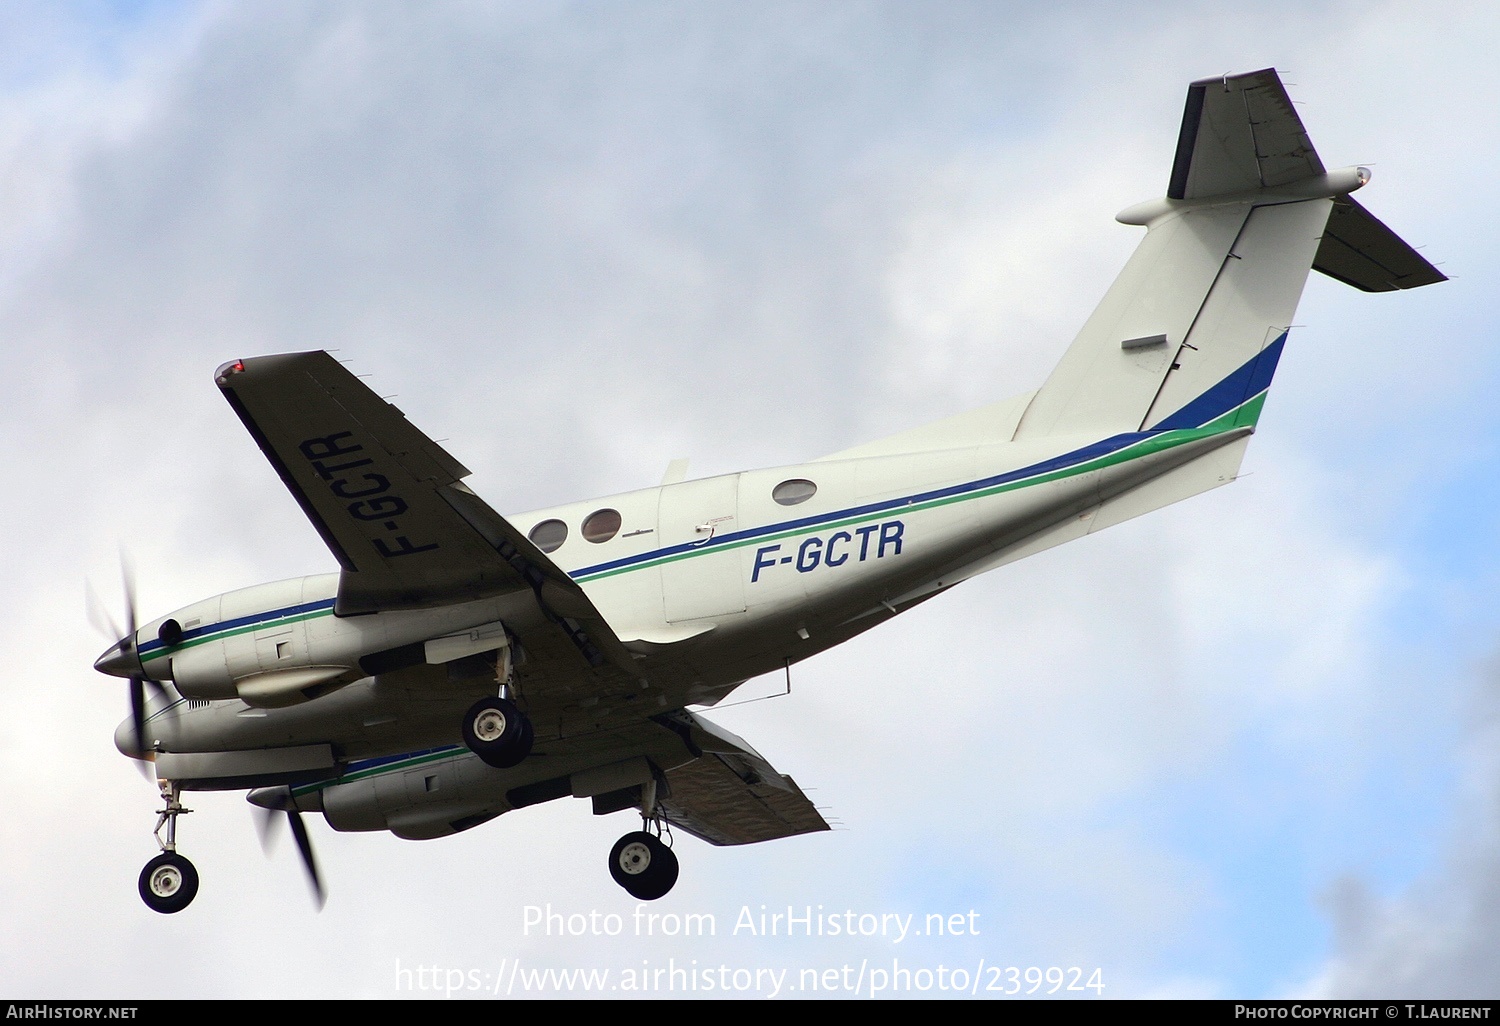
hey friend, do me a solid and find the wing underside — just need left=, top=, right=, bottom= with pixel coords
left=501, top=711, right=830, bottom=846
left=662, top=758, right=828, bottom=845
left=214, top=352, right=633, bottom=669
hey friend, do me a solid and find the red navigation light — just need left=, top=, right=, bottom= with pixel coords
left=213, top=359, right=246, bottom=386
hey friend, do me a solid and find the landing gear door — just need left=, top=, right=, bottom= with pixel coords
left=657, top=475, right=745, bottom=624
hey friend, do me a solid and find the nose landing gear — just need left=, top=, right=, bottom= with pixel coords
left=139, top=851, right=198, bottom=914
left=138, top=780, right=198, bottom=914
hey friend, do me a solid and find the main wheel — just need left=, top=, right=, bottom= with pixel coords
left=462, top=696, right=533, bottom=768
left=608, top=831, right=679, bottom=900
left=138, top=852, right=199, bottom=914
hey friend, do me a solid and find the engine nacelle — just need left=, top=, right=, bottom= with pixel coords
left=135, top=573, right=516, bottom=705
left=316, top=750, right=508, bottom=839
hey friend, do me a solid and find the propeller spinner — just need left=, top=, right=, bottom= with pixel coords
left=89, top=570, right=169, bottom=761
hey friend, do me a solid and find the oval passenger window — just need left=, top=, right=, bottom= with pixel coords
left=772, top=479, right=817, bottom=506
left=581, top=508, right=622, bottom=543
left=528, top=519, right=568, bottom=553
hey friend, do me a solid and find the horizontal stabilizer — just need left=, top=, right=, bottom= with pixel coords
left=1313, top=196, right=1446, bottom=291
left=1170, top=69, right=1323, bottom=200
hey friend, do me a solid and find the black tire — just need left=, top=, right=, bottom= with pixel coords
left=138, top=852, right=199, bottom=914
left=608, top=831, right=679, bottom=900
left=513, top=716, right=535, bottom=762
left=461, top=696, right=533, bottom=768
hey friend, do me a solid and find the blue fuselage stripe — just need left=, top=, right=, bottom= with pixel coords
left=1149, top=333, right=1286, bottom=431
left=344, top=746, right=464, bottom=773
left=137, top=597, right=338, bottom=660
left=234, top=334, right=1287, bottom=793
left=570, top=332, right=1285, bottom=580
left=568, top=432, right=1144, bottom=579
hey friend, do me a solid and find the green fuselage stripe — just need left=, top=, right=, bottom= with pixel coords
left=141, top=607, right=336, bottom=667
left=145, top=393, right=1261, bottom=674
left=573, top=398, right=1261, bottom=583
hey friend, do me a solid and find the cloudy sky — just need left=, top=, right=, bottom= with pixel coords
left=3, top=0, right=1497, bottom=1000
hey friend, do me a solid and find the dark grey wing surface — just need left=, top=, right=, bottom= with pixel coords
left=1313, top=196, right=1446, bottom=292
left=655, top=711, right=830, bottom=846
left=214, top=352, right=633, bottom=673
left=1170, top=68, right=1324, bottom=200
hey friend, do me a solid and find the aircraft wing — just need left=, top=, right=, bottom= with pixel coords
left=1169, top=68, right=1324, bottom=200
left=213, top=353, right=633, bottom=672
left=656, top=711, right=830, bottom=846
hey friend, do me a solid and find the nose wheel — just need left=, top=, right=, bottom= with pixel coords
left=139, top=779, right=198, bottom=914
left=139, top=852, right=198, bottom=914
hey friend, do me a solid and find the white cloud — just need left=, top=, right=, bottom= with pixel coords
left=1302, top=660, right=1500, bottom=997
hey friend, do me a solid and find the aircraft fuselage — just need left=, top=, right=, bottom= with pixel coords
left=132, top=416, right=1246, bottom=763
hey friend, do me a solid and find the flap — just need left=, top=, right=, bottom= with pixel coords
left=656, top=711, right=829, bottom=846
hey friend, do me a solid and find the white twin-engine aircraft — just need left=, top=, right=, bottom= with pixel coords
left=95, top=69, right=1443, bottom=913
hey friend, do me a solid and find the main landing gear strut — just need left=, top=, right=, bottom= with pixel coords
left=608, top=777, right=679, bottom=901
left=461, top=643, right=534, bottom=769
left=138, top=779, right=198, bottom=914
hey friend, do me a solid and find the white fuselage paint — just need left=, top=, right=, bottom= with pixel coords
left=134, top=421, right=1243, bottom=763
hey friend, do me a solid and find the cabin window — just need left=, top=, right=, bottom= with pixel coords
left=581, top=508, right=622, bottom=543
left=528, top=519, right=568, bottom=553
left=772, top=479, right=817, bottom=506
